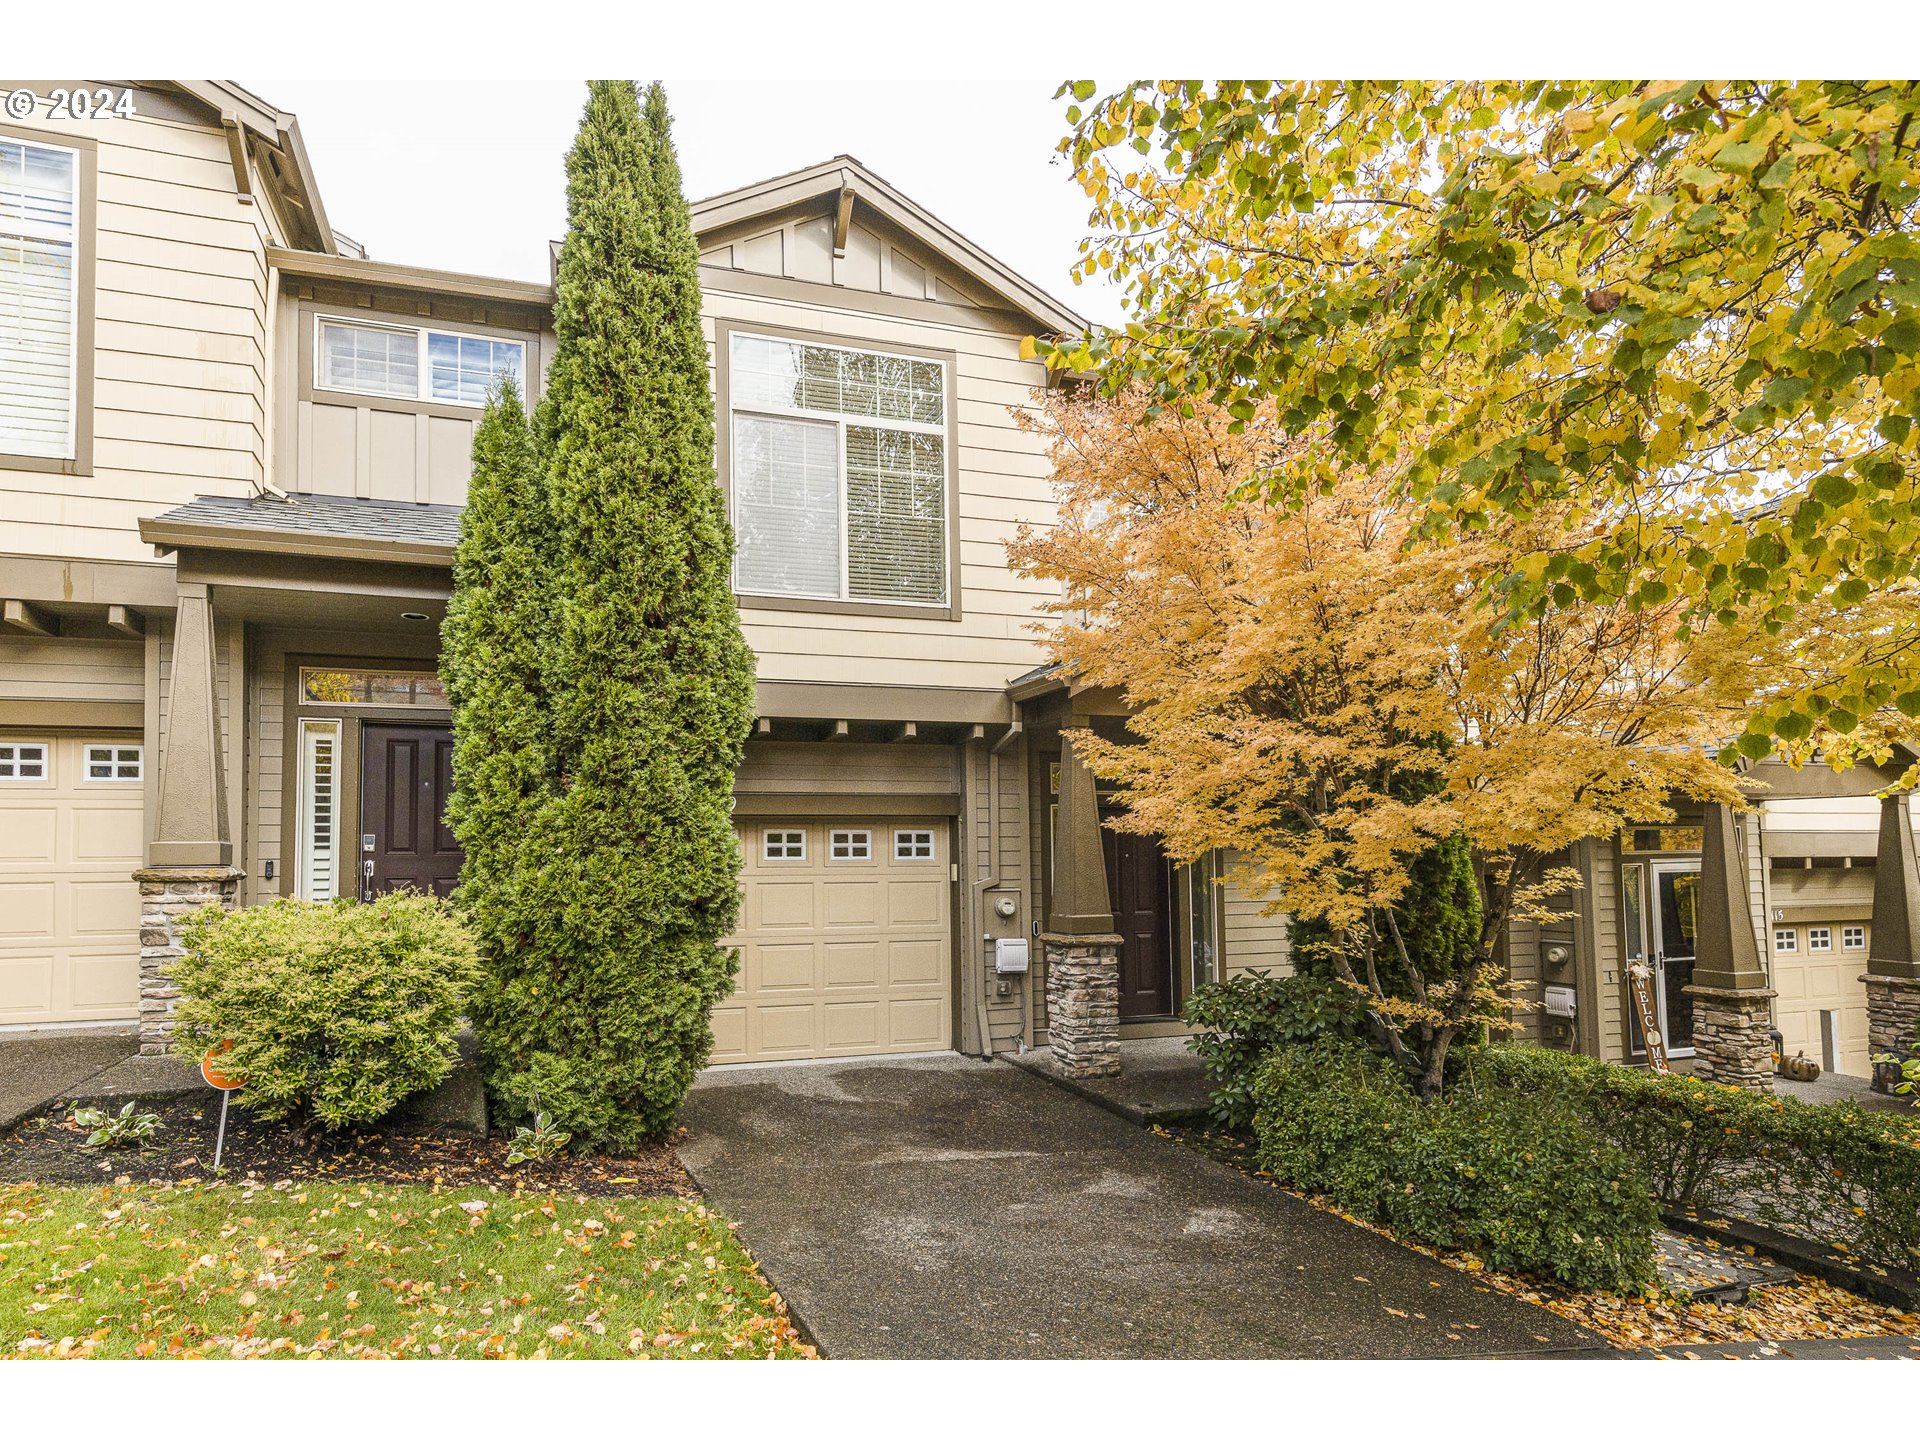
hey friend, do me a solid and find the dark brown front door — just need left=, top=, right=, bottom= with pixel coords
left=360, top=724, right=462, bottom=900
left=1103, top=826, right=1174, bottom=1017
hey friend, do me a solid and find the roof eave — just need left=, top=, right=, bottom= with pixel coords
left=139, top=517, right=454, bottom=569
left=265, top=247, right=554, bottom=308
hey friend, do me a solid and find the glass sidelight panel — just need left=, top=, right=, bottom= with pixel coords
left=1186, top=851, right=1222, bottom=992
left=1652, top=865, right=1699, bottom=1052
left=297, top=719, right=341, bottom=901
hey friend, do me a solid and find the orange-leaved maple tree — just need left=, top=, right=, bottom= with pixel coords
left=1008, top=390, right=1770, bottom=1094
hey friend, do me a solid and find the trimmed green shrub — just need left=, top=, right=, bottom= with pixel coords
left=1466, top=1045, right=1920, bottom=1272
left=1253, top=1042, right=1658, bottom=1292
left=1183, top=971, right=1366, bottom=1127
left=169, top=893, right=480, bottom=1130
left=443, top=374, right=556, bottom=1064
left=483, top=81, right=756, bottom=1153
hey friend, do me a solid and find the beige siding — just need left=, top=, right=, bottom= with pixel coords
left=965, top=734, right=1030, bottom=1054
left=273, top=292, right=551, bottom=504
left=735, top=740, right=958, bottom=799
left=1, top=99, right=272, bottom=564
left=704, top=284, right=1058, bottom=693
left=0, top=636, right=143, bottom=705
left=1222, top=868, right=1292, bottom=981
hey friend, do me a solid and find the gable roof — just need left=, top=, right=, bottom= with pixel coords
left=155, top=82, right=336, bottom=254
left=689, top=156, right=1086, bottom=338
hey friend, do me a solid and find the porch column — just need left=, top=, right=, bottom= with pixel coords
left=1864, top=793, right=1920, bottom=1086
left=1684, top=802, right=1776, bottom=1090
left=135, top=583, right=242, bottom=1055
left=1040, top=734, right=1121, bottom=1078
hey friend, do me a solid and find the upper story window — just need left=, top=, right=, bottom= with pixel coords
left=0, top=139, right=79, bottom=460
left=728, top=331, right=950, bottom=608
left=317, top=318, right=524, bottom=408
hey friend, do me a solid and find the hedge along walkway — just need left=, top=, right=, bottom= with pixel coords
left=0, top=1180, right=814, bottom=1359
left=1181, top=1129, right=1920, bottom=1351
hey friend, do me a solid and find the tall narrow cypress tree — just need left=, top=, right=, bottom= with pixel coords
left=441, top=378, right=555, bottom=1067
left=506, top=80, right=756, bottom=1151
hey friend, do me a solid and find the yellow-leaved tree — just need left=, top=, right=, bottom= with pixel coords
left=1035, top=81, right=1920, bottom=774
left=1009, top=391, right=1771, bottom=1094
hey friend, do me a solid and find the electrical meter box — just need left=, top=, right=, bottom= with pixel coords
left=1543, top=984, right=1577, bottom=1019
left=994, top=938, right=1030, bottom=975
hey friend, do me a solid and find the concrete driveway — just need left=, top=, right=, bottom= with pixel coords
left=679, top=1055, right=1610, bottom=1359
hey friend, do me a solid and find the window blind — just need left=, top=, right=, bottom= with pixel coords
left=0, top=141, right=77, bottom=460
left=846, top=426, right=946, bottom=602
left=732, top=412, right=841, bottom=598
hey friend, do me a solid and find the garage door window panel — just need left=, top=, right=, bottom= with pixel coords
left=1844, top=925, right=1865, bottom=950
left=0, top=740, right=49, bottom=781
left=763, top=829, right=807, bottom=862
left=82, top=744, right=141, bottom=782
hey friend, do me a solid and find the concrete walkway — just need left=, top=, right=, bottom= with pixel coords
left=0, top=1027, right=137, bottom=1129
left=679, top=1054, right=1609, bottom=1359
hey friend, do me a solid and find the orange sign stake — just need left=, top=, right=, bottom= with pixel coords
left=201, top=1042, right=246, bottom=1169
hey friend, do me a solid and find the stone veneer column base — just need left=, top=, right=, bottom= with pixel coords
left=1864, top=974, right=1920, bottom=1074
left=1683, top=984, right=1778, bottom=1090
left=1041, top=932, right=1123, bottom=1079
left=134, top=866, right=243, bottom=1056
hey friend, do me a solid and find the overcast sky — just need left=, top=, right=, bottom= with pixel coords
left=252, top=74, right=1127, bottom=328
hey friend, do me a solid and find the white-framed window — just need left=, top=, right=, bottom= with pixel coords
left=762, top=829, right=807, bottom=862
left=0, top=137, right=80, bottom=459
left=316, top=316, right=525, bottom=408
left=297, top=719, right=341, bottom=902
left=728, top=331, right=950, bottom=607
left=1843, top=925, right=1866, bottom=951
left=1807, top=926, right=1832, bottom=952
left=829, top=829, right=871, bottom=861
left=894, top=828, right=935, bottom=862
left=82, top=743, right=141, bottom=782
left=1774, top=927, right=1798, bottom=954
left=0, top=739, right=50, bottom=780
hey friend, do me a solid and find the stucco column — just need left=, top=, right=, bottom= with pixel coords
left=1864, top=793, right=1920, bottom=1085
left=136, top=583, right=241, bottom=1054
left=1041, top=734, right=1121, bottom=1077
left=1684, top=802, right=1776, bottom=1089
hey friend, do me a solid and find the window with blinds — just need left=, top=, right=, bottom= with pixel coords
left=317, top=318, right=524, bottom=408
left=729, top=332, right=949, bottom=607
left=0, top=139, right=79, bottom=460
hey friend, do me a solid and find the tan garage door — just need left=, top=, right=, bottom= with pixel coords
left=712, top=819, right=951, bottom=1063
left=1773, top=928, right=1871, bottom=1077
left=0, top=734, right=144, bottom=1025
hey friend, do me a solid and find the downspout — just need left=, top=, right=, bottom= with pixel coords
left=971, top=721, right=1024, bottom=1061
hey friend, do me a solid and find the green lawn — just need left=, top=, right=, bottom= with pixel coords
left=0, top=1179, right=813, bottom=1359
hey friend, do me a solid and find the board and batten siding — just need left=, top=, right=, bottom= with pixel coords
left=0, top=93, right=274, bottom=565
left=702, top=282, right=1059, bottom=693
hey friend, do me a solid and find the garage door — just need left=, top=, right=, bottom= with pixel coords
left=0, top=734, right=144, bottom=1025
left=1772, top=925, right=1871, bottom=1076
left=712, top=820, right=952, bottom=1063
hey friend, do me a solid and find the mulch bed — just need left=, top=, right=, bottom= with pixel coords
left=0, top=1095, right=693, bottom=1199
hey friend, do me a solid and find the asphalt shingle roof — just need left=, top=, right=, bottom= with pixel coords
left=151, top=493, right=462, bottom=550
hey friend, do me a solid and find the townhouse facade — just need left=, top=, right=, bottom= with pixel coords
left=6, top=81, right=1915, bottom=1088
left=0, top=80, right=1292, bottom=1070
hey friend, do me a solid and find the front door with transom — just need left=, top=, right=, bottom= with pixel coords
left=1103, top=825, right=1174, bottom=1018
left=359, top=724, right=462, bottom=900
